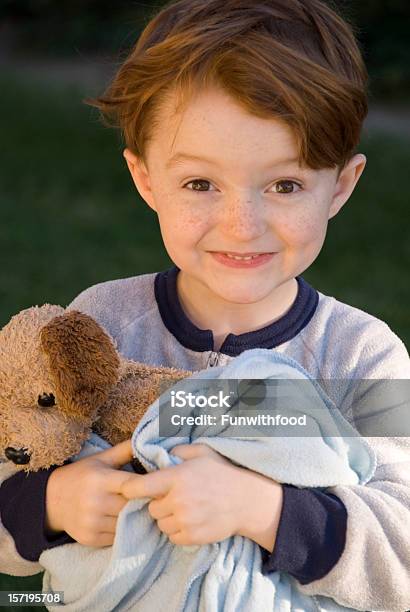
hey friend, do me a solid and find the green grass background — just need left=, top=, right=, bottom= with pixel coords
left=0, top=75, right=409, bottom=608
left=1, top=77, right=409, bottom=343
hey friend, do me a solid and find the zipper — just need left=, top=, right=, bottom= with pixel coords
left=206, top=350, right=220, bottom=367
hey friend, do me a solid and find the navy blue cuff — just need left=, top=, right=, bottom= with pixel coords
left=261, top=484, right=347, bottom=584
left=0, top=465, right=75, bottom=562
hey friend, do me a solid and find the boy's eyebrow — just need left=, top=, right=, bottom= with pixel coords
left=166, top=152, right=300, bottom=169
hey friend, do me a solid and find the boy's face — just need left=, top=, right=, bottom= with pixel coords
left=125, top=86, right=365, bottom=305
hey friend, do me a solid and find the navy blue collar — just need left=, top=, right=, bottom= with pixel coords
left=154, top=266, right=318, bottom=356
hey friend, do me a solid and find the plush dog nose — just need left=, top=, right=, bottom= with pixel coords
left=5, top=447, right=31, bottom=464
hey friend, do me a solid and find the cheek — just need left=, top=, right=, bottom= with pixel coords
left=156, top=193, right=211, bottom=244
left=275, top=193, right=330, bottom=249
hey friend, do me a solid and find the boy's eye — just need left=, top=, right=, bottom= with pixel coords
left=183, top=179, right=302, bottom=194
left=183, top=179, right=214, bottom=192
left=271, top=180, right=302, bottom=194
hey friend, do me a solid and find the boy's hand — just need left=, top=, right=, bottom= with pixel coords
left=120, top=444, right=283, bottom=551
left=45, top=439, right=134, bottom=548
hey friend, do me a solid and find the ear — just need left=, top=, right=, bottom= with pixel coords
left=123, top=148, right=157, bottom=212
left=40, top=311, right=120, bottom=419
left=328, top=153, right=366, bottom=219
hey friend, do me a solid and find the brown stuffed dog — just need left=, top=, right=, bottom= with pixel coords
left=0, top=304, right=190, bottom=472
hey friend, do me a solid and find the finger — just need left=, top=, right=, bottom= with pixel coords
left=170, top=443, right=212, bottom=460
left=104, top=493, right=129, bottom=517
left=148, top=497, right=174, bottom=520
left=96, top=439, right=134, bottom=468
left=105, top=467, right=146, bottom=495
left=120, top=468, right=176, bottom=500
left=157, top=515, right=180, bottom=536
left=168, top=531, right=190, bottom=546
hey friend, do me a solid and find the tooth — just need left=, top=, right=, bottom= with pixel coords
left=225, top=253, right=261, bottom=260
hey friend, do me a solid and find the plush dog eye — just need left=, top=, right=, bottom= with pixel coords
left=38, top=393, right=56, bottom=407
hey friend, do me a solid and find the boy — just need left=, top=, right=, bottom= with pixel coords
left=1, top=0, right=409, bottom=609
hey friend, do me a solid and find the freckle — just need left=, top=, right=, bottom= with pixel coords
left=179, top=212, right=201, bottom=229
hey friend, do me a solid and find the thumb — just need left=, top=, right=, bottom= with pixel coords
left=170, top=443, right=213, bottom=461
left=96, top=439, right=134, bottom=468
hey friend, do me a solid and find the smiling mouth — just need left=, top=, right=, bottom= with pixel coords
left=211, top=251, right=275, bottom=261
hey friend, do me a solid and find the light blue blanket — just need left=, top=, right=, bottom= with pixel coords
left=41, top=349, right=376, bottom=611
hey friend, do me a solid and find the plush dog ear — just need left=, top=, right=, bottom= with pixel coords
left=40, top=311, right=120, bottom=418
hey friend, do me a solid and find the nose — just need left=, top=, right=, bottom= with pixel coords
left=5, top=447, right=31, bottom=465
left=219, top=194, right=267, bottom=242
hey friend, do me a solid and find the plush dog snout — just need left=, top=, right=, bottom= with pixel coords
left=5, top=447, right=31, bottom=464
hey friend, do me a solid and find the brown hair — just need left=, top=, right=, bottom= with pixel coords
left=88, top=0, right=368, bottom=170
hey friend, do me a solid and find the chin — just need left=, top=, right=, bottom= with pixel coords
left=216, top=286, right=273, bottom=305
